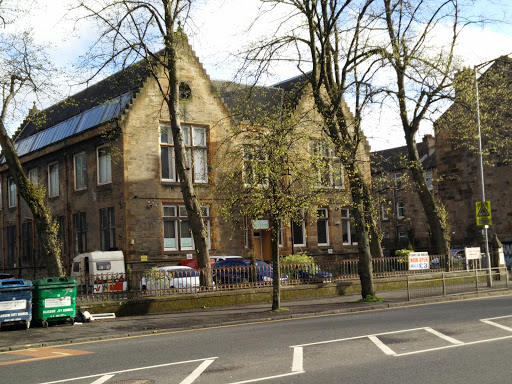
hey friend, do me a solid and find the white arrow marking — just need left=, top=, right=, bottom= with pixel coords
left=180, top=359, right=215, bottom=384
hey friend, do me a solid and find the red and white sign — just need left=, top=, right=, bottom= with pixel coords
left=408, top=252, right=430, bottom=270
left=465, top=247, right=482, bottom=260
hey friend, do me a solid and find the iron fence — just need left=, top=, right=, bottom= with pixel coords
left=73, top=254, right=476, bottom=302
left=407, top=268, right=509, bottom=300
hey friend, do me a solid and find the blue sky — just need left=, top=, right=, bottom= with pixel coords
left=10, top=0, right=512, bottom=150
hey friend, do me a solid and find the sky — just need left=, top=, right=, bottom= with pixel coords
left=9, top=0, right=512, bottom=151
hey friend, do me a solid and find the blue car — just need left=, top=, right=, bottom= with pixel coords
left=213, top=259, right=284, bottom=284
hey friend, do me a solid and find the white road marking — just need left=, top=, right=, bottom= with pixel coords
left=90, top=375, right=114, bottom=384
left=291, top=346, right=303, bottom=372
left=226, top=371, right=304, bottom=384
left=36, top=357, right=218, bottom=384
left=481, top=315, right=512, bottom=332
left=425, top=327, right=464, bottom=345
left=180, top=359, right=215, bottom=384
left=368, top=336, right=396, bottom=356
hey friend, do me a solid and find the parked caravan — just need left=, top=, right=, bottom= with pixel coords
left=71, top=251, right=127, bottom=294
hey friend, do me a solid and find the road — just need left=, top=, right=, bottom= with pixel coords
left=1, top=296, right=512, bottom=384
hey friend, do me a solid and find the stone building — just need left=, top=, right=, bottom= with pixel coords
left=371, top=135, right=437, bottom=255
left=0, top=35, right=369, bottom=276
left=435, top=56, right=512, bottom=266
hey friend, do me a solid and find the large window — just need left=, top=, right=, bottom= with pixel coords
left=397, top=201, right=405, bottom=219
left=73, top=212, right=87, bottom=254
left=424, top=170, right=433, bottom=191
left=6, top=225, right=16, bottom=266
left=381, top=203, right=389, bottom=220
left=163, top=205, right=210, bottom=251
left=317, top=208, right=329, bottom=246
left=48, top=162, right=59, bottom=197
left=292, top=215, right=306, bottom=247
left=100, top=207, right=116, bottom=251
left=310, top=139, right=344, bottom=188
left=341, top=209, right=357, bottom=245
left=243, top=145, right=268, bottom=186
left=7, top=177, right=16, bottom=208
left=74, top=152, right=87, bottom=190
left=394, top=172, right=403, bottom=189
left=21, top=220, right=33, bottom=263
left=28, top=169, right=38, bottom=187
left=97, top=145, right=112, bottom=185
left=160, top=125, right=208, bottom=183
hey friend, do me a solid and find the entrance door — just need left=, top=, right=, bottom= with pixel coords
left=253, top=230, right=272, bottom=261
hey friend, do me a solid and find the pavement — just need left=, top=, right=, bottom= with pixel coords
left=1, top=288, right=511, bottom=352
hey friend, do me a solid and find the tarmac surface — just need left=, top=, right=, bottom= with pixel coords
left=1, top=288, right=511, bottom=352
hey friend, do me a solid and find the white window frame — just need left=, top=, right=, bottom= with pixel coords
left=243, top=145, right=268, bottom=187
left=397, top=201, right=405, bottom=219
left=160, top=124, right=208, bottom=184
left=424, top=170, right=433, bottom=191
left=28, top=169, right=38, bottom=187
left=48, top=162, right=59, bottom=197
left=381, top=203, right=389, bottom=220
left=162, top=204, right=211, bottom=251
left=310, top=139, right=345, bottom=189
left=394, top=172, right=402, bottom=189
left=341, top=208, right=358, bottom=245
left=97, top=145, right=112, bottom=185
left=317, top=208, right=329, bottom=246
left=8, top=177, right=16, bottom=208
left=74, top=152, right=87, bottom=191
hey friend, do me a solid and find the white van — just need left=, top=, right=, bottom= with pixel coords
left=71, top=251, right=127, bottom=293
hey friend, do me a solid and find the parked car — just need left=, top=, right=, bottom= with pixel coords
left=177, top=258, right=216, bottom=269
left=283, top=264, right=333, bottom=283
left=213, top=259, right=285, bottom=284
left=140, top=266, right=201, bottom=292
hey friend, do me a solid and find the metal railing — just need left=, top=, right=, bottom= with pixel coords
left=73, top=254, right=479, bottom=302
left=407, top=268, right=509, bottom=300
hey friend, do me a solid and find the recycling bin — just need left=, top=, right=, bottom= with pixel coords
left=32, top=277, right=76, bottom=327
left=0, top=278, right=33, bottom=329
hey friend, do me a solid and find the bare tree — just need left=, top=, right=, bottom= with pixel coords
left=243, top=0, right=384, bottom=298
left=377, top=0, right=470, bottom=257
left=75, top=0, right=212, bottom=285
left=0, top=29, right=64, bottom=276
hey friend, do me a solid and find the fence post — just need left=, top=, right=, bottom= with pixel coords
left=475, top=270, right=479, bottom=292
left=442, top=272, right=446, bottom=296
left=407, top=275, right=410, bottom=301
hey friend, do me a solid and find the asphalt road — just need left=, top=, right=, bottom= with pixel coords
left=2, top=295, right=512, bottom=384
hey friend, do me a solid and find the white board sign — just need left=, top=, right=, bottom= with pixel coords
left=465, top=247, right=482, bottom=260
left=408, top=252, right=430, bottom=270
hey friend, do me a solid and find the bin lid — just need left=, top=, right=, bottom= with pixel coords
left=0, top=278, right=33, bottom=290
left=33, top=276, right=77, bottom=287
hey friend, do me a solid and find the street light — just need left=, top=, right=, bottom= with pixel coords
left=473, top=64, right=492, bottom=287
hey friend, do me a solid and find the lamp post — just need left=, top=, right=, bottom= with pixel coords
left=473, top=64, right=492, bottom=287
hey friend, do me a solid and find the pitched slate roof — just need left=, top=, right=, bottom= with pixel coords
left=371, top=137, right=436, bottom=174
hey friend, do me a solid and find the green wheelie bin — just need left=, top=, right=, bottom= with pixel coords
left=32, top=277, right=76, bottom=327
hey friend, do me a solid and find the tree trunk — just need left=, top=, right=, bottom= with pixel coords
left=164, top=24, right=212, bottom=286
left=271, top=215, right=281, bottom=311
left=0, top=123, right=64, bottom=276
left=404, top=132, right=449, bottom=257
left=348, top=163, right=375, bottom=298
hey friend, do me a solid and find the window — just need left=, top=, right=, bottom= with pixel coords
left=424, top=170, right=433, bottom=191
left=97, top=145, right=112, bottom=185
left=74, top=152, right=87, bottom=190
left=8, top=177, right=16, bottom=208
left=381, top=203, right=389, bottom=220
left=394, top=172, right=402, bottom=189
left=317, top=208, right=329, bottom=246
left=6, top=225, right=16, bottom=266
left=310, top=139, right=344, bottom=188
left=160, top=125, right=208, bottom=183
left=163, top=204, right=210, bottom=251
left=100, top=207, right=116, bottom=251
left=28, top=169, right=38, bottom=187
left=243, top=145, right=268, bottom=186
left=292, top=214, right=306, bottom=247
left=48, top=162, right=59, bottom=197
left=341, top=209, right=357, bottom=245
left=383, top=232, right=390, bottom=239
left=73, top=212, right=87, bottom=254
left=21, top=220, right=33, bottom=263
left=397, top=201, right=405, bottom=219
